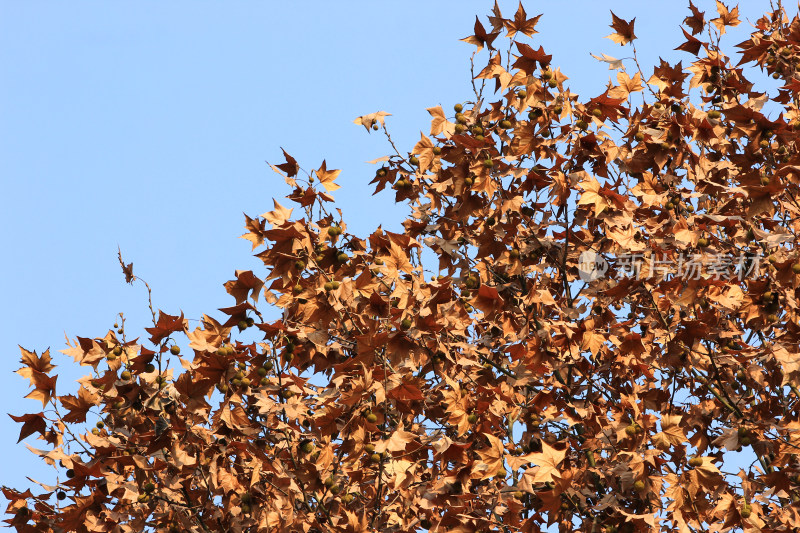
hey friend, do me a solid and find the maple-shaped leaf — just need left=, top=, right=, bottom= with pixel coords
left=686, top=457, right=724, bottom=496
left=275, top=148, right=299, bottom=177
left=117, top=246, right=134, bottom=284
left=607, top=224, right=646, bottom=251
left=174, top=373, right=213, bottom=415
left=522, top=441, right=566, bottom=484
left=261, top=198, right=293, bottom=228
left=218, top=403, right=257, bottom=434
left=60, top=336, right=107, bottom=367
left=710, top=0, right=739, bottom=35
left=487, top=1, right=504, bottom=32
left=513, top=43, right=552, bottom=75
left=186, top=315, right=229, bottom=353
left=2, top=487, right=33, bottom=504
left=652, top=414, right=686, bottom=449
left=461, top=16, right=499, bottom=52
left=373, top=426, right=416, bottom=454
left=684, top=1, right=705, bottom=35
left=388, top=380, right=424, bottom=401
left=648, top=59, right=688, bottom=98
left=477, top=54, right=513, bottom=90
left=504, top=3, right=541, bottom=38
left=144, top=311, right=187, bottom=345
left=412, top=132, right=436, bottom=173
left=675, top=27, right=704, bottom=55
left=580, top=329, right=606, bottom=357
left=59, top=387, right=99, bottom=423
left=427, top=106, right=455, bottom=137
left=476, top=433, right=506, bottom=479
left=240, top=213, right=268, bottom=251
left=384, top=239, right=414, bottom=273
left=8, top=412, right=47, bottom=443
left=673, top=226, right=699, bottom=246
left=223, top=270, right=264, bottom=305
left=25, top=372, right=57, bottom=408
left=608, top=71, right=643, bottom=99
left=471, top=284, right=505, bottom=316
left=383, top=458, right=414, bottom=489
left=353, top=111, right=391, bottom=131
left=606, top=12, right=637, bottom=45
left=313, top=160, right=341, bottom=192
left=15, top=347, right=55, bottom=387
left=578, top=175, right=610, bottom=216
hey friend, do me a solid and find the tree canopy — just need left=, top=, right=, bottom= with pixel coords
left=8, top=1, right=800, bottom=531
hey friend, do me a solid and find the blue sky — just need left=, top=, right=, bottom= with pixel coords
left=0, top=0, right=787, bottom=507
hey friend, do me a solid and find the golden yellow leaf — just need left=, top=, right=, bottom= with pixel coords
left=261, top=199, right=293, bottom=227
left=313, top=160, right=341, bottom=192
left=608, top=71, right=643, bottom=99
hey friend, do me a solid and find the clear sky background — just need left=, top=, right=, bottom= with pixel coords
left=0, top=0, right=790, bottom=508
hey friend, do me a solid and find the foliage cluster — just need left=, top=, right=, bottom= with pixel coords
left=7, top=2, right=800, bottom=531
